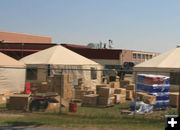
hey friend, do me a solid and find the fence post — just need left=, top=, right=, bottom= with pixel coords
left=179, top=81, right=180, bottom=115
left=133, top=71, right=137, bottom=118
left=59, top=70, right=63, bottom=114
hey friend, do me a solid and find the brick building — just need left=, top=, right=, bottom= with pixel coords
left=61, top=44, right=159, bottom=69
left=0, top=31, right=51, bottom=43
left=0, top=31, right=159, bottom=68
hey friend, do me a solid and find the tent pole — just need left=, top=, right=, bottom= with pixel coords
left=59, top=69, right=63, bottom=114
left=133, top=72, right=137, bottom=118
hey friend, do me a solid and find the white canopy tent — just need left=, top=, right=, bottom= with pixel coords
left=134, top=46, right=180, bottom=71
left=20, top=45, right=103, bottom=89
left=0, top=52, right=26, bottom=94
left=134, top=46, right=180, bottom=92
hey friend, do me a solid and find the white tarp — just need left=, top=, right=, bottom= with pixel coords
left=0, top=52, right=26, bottom=94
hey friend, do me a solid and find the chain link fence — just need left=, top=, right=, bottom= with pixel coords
left=0, top=66, right=179, bottom=118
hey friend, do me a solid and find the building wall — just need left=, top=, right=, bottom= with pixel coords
left=91, top=59, right=120, bottom=66
left=122, top=50, right=159, bottom=64
left=0, top=31, right=51, bottom=43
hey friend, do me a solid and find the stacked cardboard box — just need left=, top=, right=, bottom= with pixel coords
left=114, top=94, right=126, bottom=104
left=98, top=87, right=114, bottom=97
left=170, top=92, right=179, bottom=107
left=109, top=81, right=120, bottom=89
left=6, top=94, right=31, bottom=111
left=73, top=78, right=95, bottom=100
left=126, top=90, right=134, bottom=100
left=82, top=94, right=99, bottom=107
left=114, top=88, right=126, bottom=95
left=96, top=84, right=108, bottom=94
left=48, top=74, right=74, bottom=99
left=126, top=84, right=135, bottom=91
left=97, top=87, right=115, bottom=107
left=120, top=80, right=130, bottom=88
left=74, top=90, right=88, bottom=100
left=136, top=92, right=156, bottom=104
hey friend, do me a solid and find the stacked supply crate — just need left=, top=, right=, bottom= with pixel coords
left=97, top=87, right=115, bottom=107
left=137, top=74, right=170, bottom=109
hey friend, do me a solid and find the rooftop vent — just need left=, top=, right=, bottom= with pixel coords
left=177, top=45, right=180, bottom=48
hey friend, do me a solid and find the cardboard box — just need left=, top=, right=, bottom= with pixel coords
left=126, top=90, right=134, bottom=100
left=170, top=92, right=179, bottom=107
left=82, top=94, right=99, bottom=107
left=98, top=87, right=114, bottom=97
left=46, top=103, right=60, bottom=111
left=98, top=96, right=115, bottom=106
left=142, top=94, right=156, bottom=104
left=0, top=94, right=7, bottom=104
left=78, top=78, right=84, bottom=85
left=126, top=84, right=135, bottom=91
left=109, top=82, right=120, bottom=89
left=120, top=80, right=130, bottom=88
left=114, top=94, right=126, bottom=104
left=114, top=88, right=126, bottom=95
left=74, top=90, right=87, bottom=99
left=96, top=84, right=108, bottom=94
left=6, top=94, right=31, bottom=111
left=136, top=92, right=147, bottom=101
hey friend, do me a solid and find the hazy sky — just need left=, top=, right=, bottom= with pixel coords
left=1, top=0, right=180, bottom=53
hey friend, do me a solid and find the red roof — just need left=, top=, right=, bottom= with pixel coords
left=61, top=44, right=121, bottom=60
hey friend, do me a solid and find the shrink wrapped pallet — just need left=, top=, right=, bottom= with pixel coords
left=137, top=74, right=170, bottom=109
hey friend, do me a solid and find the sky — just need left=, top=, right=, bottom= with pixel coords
left=1, top=0, right=180, bottom=53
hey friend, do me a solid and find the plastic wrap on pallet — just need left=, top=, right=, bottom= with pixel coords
left=153, top=100, right=169, bottom=109
left=136, top=74, right=170, bottom=109
left=130, top=101, right=153, bottom=114
left=137, top=83, right=170, bottom=93
left=137, top=74, right=170, bottom=85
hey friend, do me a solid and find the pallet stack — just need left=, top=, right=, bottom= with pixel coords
left=136, top=74, right=170, bottom=109
left=6, top=94, right=31, bottom=111
left=125, top=84, right=135, bottom=100
left=97, top=87, right=115, bottom=107
left=31, top=73, right=74, bottom=99
left=73, top=78, right=95, bottom=101
left=82, top=94, right=99, bottom=107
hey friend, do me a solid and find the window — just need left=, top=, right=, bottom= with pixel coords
left=91, top=67, right=97, bottom=80
left=149, top=55, right=152, bottom=59
left=146, top=54, right=149, bottom=59
left=132, top=53, right=136, bottom=59
left=170, top=72, right=180, bottom=85
left=47, top=64, right=51, bottom=76
left=26, top=68, right=38, bottom=80
left=138, top=54, right=141, bottom=59
left=142, top=54, right=145, bottom=59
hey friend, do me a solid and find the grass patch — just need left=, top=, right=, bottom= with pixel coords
left=0, top=102, right=176, bottom=130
